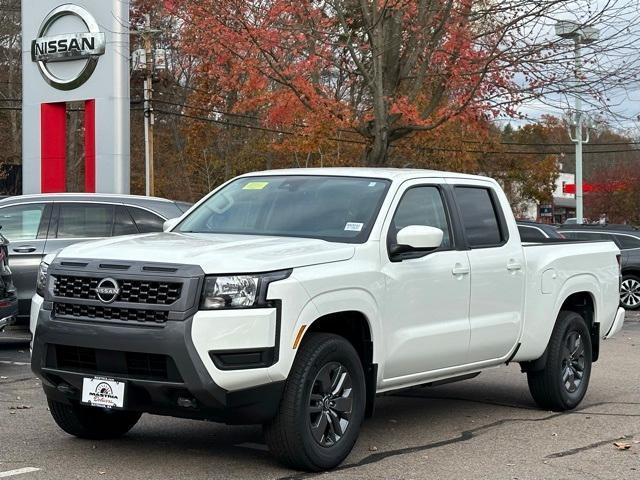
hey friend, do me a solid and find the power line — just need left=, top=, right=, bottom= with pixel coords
left=4, top=95, right=640, bottom=149
left=463, top=139, right=640, bottom=147
left=394, top=145, right=640, bottom=156
left=155, top=98, right=265, bottom=122
left=156, top=108, right=640, bottom=155
left=152, top=98, right=640, bottom=149
left=154, top=109, right=368, bottom=145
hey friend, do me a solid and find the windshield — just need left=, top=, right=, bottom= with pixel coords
left=177, top=175, right=391, bottom=243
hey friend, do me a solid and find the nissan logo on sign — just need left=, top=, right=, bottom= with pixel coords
left=31, top=4, right=106, bottom=90
left=95, top=278, right=121, bottom=304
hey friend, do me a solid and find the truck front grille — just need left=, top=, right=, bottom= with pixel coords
left=54, top=302, right=169, bottom=324
left=53, top=275, right=182, bottom=305
left=53, top=345, right=182, bottom=382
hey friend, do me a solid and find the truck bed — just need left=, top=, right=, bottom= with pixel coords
left=514, top=239, right=620, bottom=361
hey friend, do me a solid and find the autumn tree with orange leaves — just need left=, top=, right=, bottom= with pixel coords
left=166, top=0, right=640, bottom=167
left=170, top=0, right=519, bottom=165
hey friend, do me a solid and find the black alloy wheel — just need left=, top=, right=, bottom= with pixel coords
left=561, top=330, right=586, bottom=394
left=308, top=361, right=354, bottom=447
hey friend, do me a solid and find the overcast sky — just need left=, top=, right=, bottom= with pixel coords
left=504, top=0, right=640, bottom=137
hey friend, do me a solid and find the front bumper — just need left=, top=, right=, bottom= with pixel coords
left=31, top=309, right=284, bottom=424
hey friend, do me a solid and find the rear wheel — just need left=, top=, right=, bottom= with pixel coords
left=620, top=274, right=640, bottom=310
left=527, top=310, right=592, bottom=411
left=48, top=399, right=141, bottom=439
left=264, top=333, right=366, bottom=471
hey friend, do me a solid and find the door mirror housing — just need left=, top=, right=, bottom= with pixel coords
left=391, top=225, right=444, bottom=258
left=163, top=218, right=180, bottom=232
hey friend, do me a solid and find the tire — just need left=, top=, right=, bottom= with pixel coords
left=48, top=399, right=141, bottom=439
left=620, top=274, right=640, bottom=310
left=264, top=333, right=366, bottom=471
left=527, top=310, right=592, bottom=411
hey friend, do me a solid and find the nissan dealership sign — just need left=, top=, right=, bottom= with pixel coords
left=31, top=5, right=106, bottom=90
left=22, top=0, right=130, bottom=195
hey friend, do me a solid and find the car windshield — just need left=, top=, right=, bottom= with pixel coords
left=177, top=175, right=391, bottom=243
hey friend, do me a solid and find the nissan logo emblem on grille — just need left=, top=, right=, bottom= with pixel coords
left=95, top=278, right=120, bottom=304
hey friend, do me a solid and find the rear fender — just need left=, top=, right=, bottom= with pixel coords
left=516, top=273, right=600, bottom=366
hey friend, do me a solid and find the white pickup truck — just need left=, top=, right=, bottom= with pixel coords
left=30, top=168, right=625, bottom=471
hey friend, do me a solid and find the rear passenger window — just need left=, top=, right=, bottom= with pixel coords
left=113, top=206, right=138, bottom=236
left=455, top=187, right=504, bottom=247
left=128, top=207, right=165, bottom=233
left=56, top=204, right=114, bottom=239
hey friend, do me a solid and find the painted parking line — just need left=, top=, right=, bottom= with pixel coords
left=0, top=361, right=30, bottom=366
left=0, top=468, right=41, bottom=478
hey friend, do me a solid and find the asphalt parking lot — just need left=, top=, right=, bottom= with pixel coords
left=1, top=317, right=639, bottom=480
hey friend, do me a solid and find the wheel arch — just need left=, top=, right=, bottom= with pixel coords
left=559, top=291, right=599, bottom=362
left=301, top=310, right=377, bottom=418
left=521, top=289, right=599, bottom=372
left=620, top=267, right=640, bottom=278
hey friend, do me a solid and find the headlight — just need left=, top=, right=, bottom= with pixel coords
left=36, top=261, right=49, bottom=297
left=200, top=270, right=291, bottom=310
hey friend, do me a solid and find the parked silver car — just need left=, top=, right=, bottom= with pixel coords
left=0, top=194, right=190, bottom=323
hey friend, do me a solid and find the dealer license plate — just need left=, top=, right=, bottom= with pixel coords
left=81, top=377, right=126, bottom=409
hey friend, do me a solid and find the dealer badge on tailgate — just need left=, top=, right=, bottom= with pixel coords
left=81, top=377, right=126, bottom=409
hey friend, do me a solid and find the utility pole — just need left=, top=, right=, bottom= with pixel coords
left=142, top=14, right=155, bottom=197
left=555, top=21, right=599, bottom=225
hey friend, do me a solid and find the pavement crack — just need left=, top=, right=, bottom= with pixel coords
left=569, top=411, right=640, bottom=418
left=276, top=412, right=565, bottom=480
left=545, top=433, right=639, bottom=459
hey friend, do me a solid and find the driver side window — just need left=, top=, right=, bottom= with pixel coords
left=389, top=186, right=452, bottom=248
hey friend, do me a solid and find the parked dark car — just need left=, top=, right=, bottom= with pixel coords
left=558, top=224, right=640, bottom=310
left=517, top=221, right=564, bottom=242
left=0, top=230, right=18, bottom=331
left=0, top=194, right=191, bottom=324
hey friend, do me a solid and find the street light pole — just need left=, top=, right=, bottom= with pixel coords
left=142, top=14, right=155, bottom=197
left=555, top=21, right=599, bottom=225
left=574, top=39, right=584, bottom=224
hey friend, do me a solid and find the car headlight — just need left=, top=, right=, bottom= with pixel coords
left=200, top=270, right=291, bottom=310
left=36, top=261, right=49, bottom=297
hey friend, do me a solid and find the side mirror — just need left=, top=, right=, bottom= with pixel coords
left=392, top=225, right=443, bottom=256
left=163, top=218, right=180, bottom=232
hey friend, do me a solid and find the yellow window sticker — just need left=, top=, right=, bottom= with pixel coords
left=243, top=181, right=269, bottom=190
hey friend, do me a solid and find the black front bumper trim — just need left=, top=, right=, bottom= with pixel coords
left=32, top=311, right=284, bottom=425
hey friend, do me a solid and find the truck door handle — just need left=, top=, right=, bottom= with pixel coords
left=13, top=246, right=36, bottom=253
left=507, top=261, right=522, bottom=271
left=452, top=264, right=470, bottom=276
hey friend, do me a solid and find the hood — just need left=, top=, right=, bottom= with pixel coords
left=56, top=232, right=355, bottom=273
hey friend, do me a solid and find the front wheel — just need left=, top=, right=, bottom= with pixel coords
left=48, top=399, right=141, bottom=439
left=264, top=333, right=366, bottom=471
left=527, top=310, right=592, bottom=411
left=620, top=274, right=640, bottom=310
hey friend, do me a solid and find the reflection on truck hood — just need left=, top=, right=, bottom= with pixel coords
left=56, top=233, right=355, bottom=273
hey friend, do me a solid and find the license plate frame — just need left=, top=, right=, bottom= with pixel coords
left=81, top=377, right=126, bottom=409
